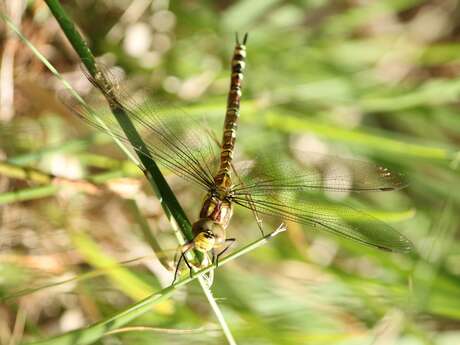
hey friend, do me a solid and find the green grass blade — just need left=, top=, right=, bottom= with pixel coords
left=263, top=111, right=451, bottom=160
left=125, top=199, right=171, bottom=269
left=0, top=185, right=58, bottom=205
left=42, top=0, right=192, bottom=243
left=23, top=226, right=285, bottom=345
left=3, top=4, right=241, bottom=344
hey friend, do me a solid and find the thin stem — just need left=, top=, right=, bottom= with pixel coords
left=1, top=7, right=278, bottom=345
left=104, top=326, right=216, bottom=336
left=24, top=225, right=286, bottom=345
left=0, top=185, right=58, bottom=205
left=198, top=277, right=237, bottom=345
left=2, top=5, right=237, bottom=345
left=42, top=0, right=193, bottom=243
left=0, top=161, right=100, bottom=194
left=6, top=133, right=108, bottom=165
left=0, top=161, right=53, bottom=184
left=44, top=0, right=97, bottom=76
left=125, top=199, right=171, bottom=269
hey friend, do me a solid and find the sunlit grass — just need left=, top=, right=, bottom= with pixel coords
left=1, top=1, right=460, bottom=345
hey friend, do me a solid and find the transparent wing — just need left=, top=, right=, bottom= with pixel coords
left=61, top=65, right=220, bottom=191
left=233, top=193, right=412, bottom=253
left=232, top=152, right=406, bottom=196
left=231, top=153, right=412, bottom=253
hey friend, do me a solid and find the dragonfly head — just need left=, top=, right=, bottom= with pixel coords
left=192, top=219, right=225, bottom=252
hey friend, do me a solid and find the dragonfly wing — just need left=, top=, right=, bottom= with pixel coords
left=231, top=152, right=412, bottom=253
left=232, top=151, right=406, bottom=196
left=61, top=65, right=219, bottom=191
left=233, top=193, right=413, bottom=253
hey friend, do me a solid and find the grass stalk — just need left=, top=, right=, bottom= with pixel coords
left=5, top=133, right=108, bottom=165
left=0, top=185, right=58, bottom=205
left=0, top=161, right=100, bottom=193
left=0, top=161, right=54, bottom=184
left=42, top=0, right=193, bottom=242
left=125, top=199, right=171, bottom=269
left=2, top=4, right=243, bottom=345
left=198, top=277, right=237, bottom=345
left=24, top=225, right=285, bottom=345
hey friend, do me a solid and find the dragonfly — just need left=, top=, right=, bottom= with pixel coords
left=66, top=33, right=413, bottom=284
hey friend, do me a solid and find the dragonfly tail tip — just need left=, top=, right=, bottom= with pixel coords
left=235, top=32, right=249, bottom=45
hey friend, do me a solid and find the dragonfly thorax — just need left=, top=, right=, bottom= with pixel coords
left=199, top=194, right=234, bottom=229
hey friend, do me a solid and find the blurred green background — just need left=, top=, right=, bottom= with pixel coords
left=1, top=0, right=460, bottom=344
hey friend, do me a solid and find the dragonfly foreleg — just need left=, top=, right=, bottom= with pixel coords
left=172, top=245, right=193, bottom=284
left=211, top=249, right=216, bottom=265
left=215, top=238, right=236, bottom=268
left=254, top=213, right=264, bottom=236
left=231, top=163, right=265, bottom=237
left=182, top=250, right=194, bottom=279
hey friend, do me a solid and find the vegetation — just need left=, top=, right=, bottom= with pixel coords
left=1, top=1, right=459, bottom=344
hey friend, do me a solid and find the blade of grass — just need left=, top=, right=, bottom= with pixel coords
left=125, top=199, right=171, bottom=269
left=198, top=276, right=237, bottom=345
left=103, top=325, right=218, bottom=336
left=71, top=231, right=174, bottom=315
left=160, top=101, right=454, bottom=161
left=6, top=133, right=108, bottom=165
left=0, top=13, right=139, bottom=165
left=0, top=161, right=55, bottom=184
left=0, top=158, right=142, bottom=203
left=42, top=0, right=192, bottom=243
left=2, top=5, right=238, bottom=344
left=0, top=185, right=58, bottom=205
left=1, top=7, right=192, bottom=252
left=0, top=161, right=100, bottom=194
left=263, top=111, right=451, bottom=160
left=70, top=231, right=158, bottom=299
left=2, top=254, right=177, bottom=301
left=23, top=226, right=286, bottom=345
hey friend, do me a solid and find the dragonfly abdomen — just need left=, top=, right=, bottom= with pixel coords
left=214, top=33, right=248, bottom=188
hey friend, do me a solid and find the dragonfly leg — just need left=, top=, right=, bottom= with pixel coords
left=211, top=249, right=217, bottom=265
left=172, top=246, right=193, bottom=284
left=173, top=245, right=182, bottom=264
left=172, top=251, right=184, bottom=285
left=255, top=215, right=265, bottom=236
left=243, top=188, right=265, bottom=236
left=216, top=238, right=236, bottom=268
left=230, top=162, right=265, bottom=236
left=182, top=250, right=194, bottom=278
left=239, top=189, right=265, bottom=236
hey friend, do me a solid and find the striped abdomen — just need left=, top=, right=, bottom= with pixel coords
left=214, top=33, right=248, bottom=189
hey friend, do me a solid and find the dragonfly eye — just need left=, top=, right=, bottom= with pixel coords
left=204, top=232, right=214, bottom=239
